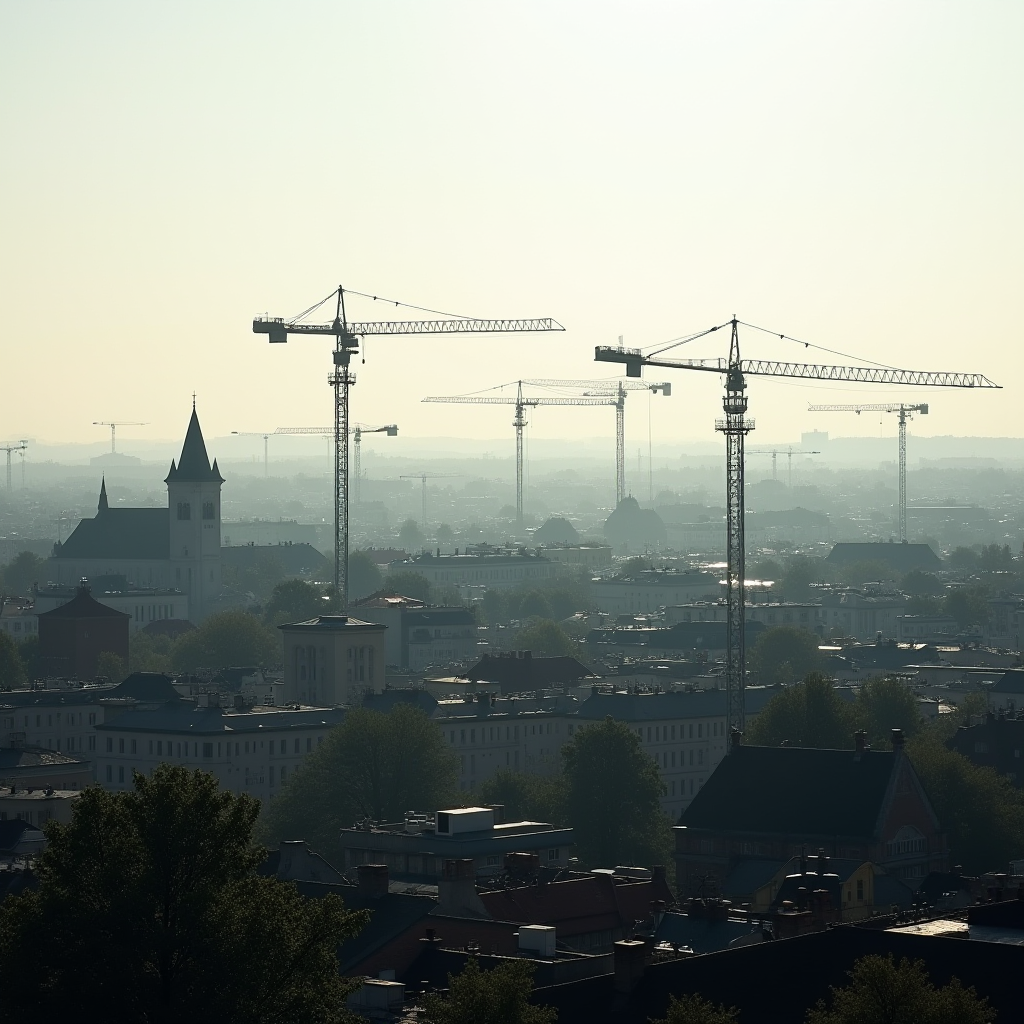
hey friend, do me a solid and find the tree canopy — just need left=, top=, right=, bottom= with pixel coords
left=0, top=551, right=46, bottom=596
left=384, top=570, right=433, bottom=602
left=0, top=764, right=368, bottom=1023
left=349, top=550, right=383, bottom=601
left=806, top=954, right=994, bottom=1024
left=170, top=611, right=281, bottom=671
left=746, top=674, right=853, bottom=748
left=749, top=626, right=823, bottom=685
left=263, top=578, right=330, bottom=626
left=259, top=703, right=459, bottom=863
left=398, top=518, right=425, bottom=550
left=478, top=768, right=567, bottom=826
left=513, top=619, right=580, bottom=659
left=0, top=631, right=27, bottom=689
left=653, top=993, right=739, bottom=1024
left=422, top=957, right=556, bottom=1024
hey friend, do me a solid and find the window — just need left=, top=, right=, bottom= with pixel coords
left=202, top=743, right=213, bottom=758
left=106, top=765, right=112, bottom=783
left=294, top=738, right=300, bottom=754
left=105, top=737, right=113, bottom=753
left=487, top=855, right=500, bottom=866
left=698, top=723, right=703, bottom=738
left=975, top=741, right=989, bottom=754
left=281, top=766, right=287, bottom=782
left=88, top=735, right=96, bottom=751
left=689, top=724, right=694, bottom=739
left=118, top=766, right=125, bottom=783
left=548, top=848, right=559, bottom=861
left=269, top=766, right=275, bottom=784
left=157, top=740, right=163, bottom=756
left=176, top=502, right=191, bottom=520
left=887, top=826, right=926, bottom=857
left=856, top=879, right=864, bottom=901
left=306, top=737, right=311, bottom=752
left=698, top=749, right=703, bottom=765
left=202, top=501, right=215, bottom=520
left=131, top=739, right=137, bottom=754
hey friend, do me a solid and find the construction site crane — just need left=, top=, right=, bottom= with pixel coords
left=231, top=431, right=273, bottom=477
left=422, top=382, right=618, bottom=528
left=275, top=424, right=398, bottom=504
left=1, top=443, right=27, bottom=491
left=92, top=421, right=147, bottom=454
left=597, top=318, right=998, bottom=740
left=807, top=403, right=927, bottom=543
left=746, top=446, right=820, bottom=488
left=399, top=473, right=464, bottom=531
left=253, top=285, right=562, bottom=606
left=521, top=377, right=672, bottom=502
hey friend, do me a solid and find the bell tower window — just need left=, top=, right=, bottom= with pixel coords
left=202, top=501, right=215, bottom=520
left=177, top=502, right=191, bottom=520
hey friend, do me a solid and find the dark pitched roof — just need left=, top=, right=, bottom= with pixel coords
left=362, top=690, right=439, bottom=715
left=108, top=672, right=180, bottom=701
left=54, top=505, right=170, bottom=561
left=679, top=745, right=898, bottom=839
left=0, top=747, right=89, bottom=769
left=0, top=821, right=46, bottom=855
left=36, top=587, right=130, bottom=620
left=97, top=701, right=345, bottom=735
left=653, top=910, right=757, bottom=954
left=164, top=407, right=223, bottom=483
left=826, top=542, right=941, bottom=571
left=464, top=654, right=594, bottom=691
left=221, top=543, right=329, bottom=576
left=576, top=687, right=777, bottom=723
left=992, top=669, right=1024, bottom=693
left=278, top=614, right=385, bottom=633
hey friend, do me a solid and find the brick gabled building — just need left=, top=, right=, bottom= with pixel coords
left=674, top=731, right=947, bottom=896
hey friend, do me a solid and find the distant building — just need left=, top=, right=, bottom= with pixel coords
left=37, top=584, right=129, bottom=678
left=542, top=544, right=613, bottom=569
left=603, top=497, right=667, bottom=551
left=464, top=651, right=595, bottom=695
left=220, top=542, right=329, bottom=582
left=353, top=594, right=478, bottom=670
left=0, top=598, right=37, bottom=644
left=591, top=570, right=721, bottom=615
left=0, top=789, right=81, bottom=828
left=49, top=406, right=224, bottom=620
left=533, top=517, right=580, bottom=546
left=665, top=601, right=824, bottom=634
left=819, top=589, right=908, bottom=641
left=896, top=613, right=959, bottom=643
left=947, top=711, right=1024, bottom=786
left=988, top=669, right=1024, bottom=712
left=390, top=546, right=558, bottom=594
left=586, top=620, right=766, bottom=659
left=825, top=542, right=941, bottom=573
left=0, top=748, right=93, bottom=791
left=278, top=614, right=386, bottom=705
left=675, top=731, right=948, bottom=896
left=221, top=519, right=319, bottom=547
left=34, top=579, right=189, bottom=634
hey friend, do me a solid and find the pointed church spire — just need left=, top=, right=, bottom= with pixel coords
left=165, top=404, right=224, bottom=484
left=98, top=476, right=109, bottom=512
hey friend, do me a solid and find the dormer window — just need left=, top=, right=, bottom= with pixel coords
left=177, top=502, right=191, bottom=520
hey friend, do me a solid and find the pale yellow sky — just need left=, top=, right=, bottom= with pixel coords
left=2, top=1, right=1021, bottom=451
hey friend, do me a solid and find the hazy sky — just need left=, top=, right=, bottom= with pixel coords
left=2, top=2, right=1021, bottom=454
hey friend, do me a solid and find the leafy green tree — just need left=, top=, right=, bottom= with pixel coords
left=746, top=674, right=855, bottom=749
left=478, top=769, right=567, bottom=825
left=978, top=543, right=1013, bottom=573
left=263, top=578, right=328, bottom=625
left=855, top=677, right=922, bottom=747
left=906, top=730, right=1024, bottom=873
left=95, top=651, right=127, bottom=683
left=948, top=546, right=979, bottom=571
left=221, top=549, right=287, bottom=604
left=433, top=583, right=464, bottom=607
left=806, top=954, right=994, bottom=1024
left=436, top=523, right=455, bottom=544
left=398, top=518, right=425, bottom=550
left=562, top=716, right=668, bottom=867
left=780, top=554, right=826, bottom=600
left=422, top=957, right=556, bottom=1024
left=622, top=556, right=653, bottom=575
left=260, top=704, right=459, bottom=863
left=513, top=619, right=580, bottom=659
left=749, top=626, right=823, bottom=685
left=481, top=588, right=509, bottom=624
left=0, top=632, right=27, bottom=689
left=129, top=630, right=173, bottom=673
left=384, top=570, right=432, bottom=602
left=519, top=590, right=553, bottom=619
left=0, top=765, right=369, bottom=1023
left=942, top=585, right=990, bottom=630
left=653, top=993, right=739, bottom=1024
left=170, top=611, right=280, bottom=671
left=0, top=551, right=45, bottom=596
left=349, top=550, right=383, bottom=601
left=907, top=595, right=943, bottom=616
left=901, top=570, right=943, bottom=598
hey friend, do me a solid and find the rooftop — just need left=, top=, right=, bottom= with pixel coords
left=97, top=701, right=345, bottom=735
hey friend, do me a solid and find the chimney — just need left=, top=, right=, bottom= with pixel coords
left=891, top=728, right=905, bottom=752
left=437, top=859, right=489, bottom=919
left=817, top=848, right=829, bottom=876
left=730, top=728, right=742, bottom=752
left=854, top=730, right=866, bottom=761
left=487, top=803, right=505, bottom=825
left=613, top=940, right=646, bottom=993
left=357, top=864, right=389, bottom=900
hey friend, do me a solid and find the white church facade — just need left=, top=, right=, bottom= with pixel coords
left=50, top=406, right=224, bottom=621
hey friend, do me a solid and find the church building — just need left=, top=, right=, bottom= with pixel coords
left=49, top=406, right=224, bottom=622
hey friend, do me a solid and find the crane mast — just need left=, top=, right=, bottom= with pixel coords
left=597, top=318, right=998, bottom=741
left=1, top=443, right=27, bottom=491
left=747, top=447, right=820, bottom=487
left=254, top=287, right=562, bottom=605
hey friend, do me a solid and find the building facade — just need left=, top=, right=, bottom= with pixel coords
left=37, top=585, right=130, bottom=678
left=353, top=595, right=478, bottom=670
left=591, top=570, right=722, bottom=615
left=389, top=546, right=558, bottom=594
left=34, top=583, right=189, bottom=634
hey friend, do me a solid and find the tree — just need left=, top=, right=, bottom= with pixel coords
left=260, top=704, right=459, bottom=864
left=943, top=585, right=990, bottom=630
left=901, top=570, right=943, bottom=598
left=562, top=716, right=668, bottom=867
left=95, top=651, right=127, bottom=684
left=422, top=957, right=556, bottom=1024
left=653, top=993, right=739, bottom=1024
left=398, top=518, right=425, bottom=550
left=0, top=551, right=45, bottom=596
left=0, top=765, right=369, bottom=1023
left=170, top=611, right=280, bottom=671
left=221, top=549, right=286, bottom=603
left=478, top=769, right=567, bottom=825
left=746, top=674, right=855, bottom=749
left=513, top=619, right=579, bottom=659
left=518, top=590, right=553, bottom=619
left=349, top=550, right=383, bottom=601
left=263, top=578, right=329, bottom=626
left=749, top=626, right=823, bottom=685
left=780, top=555, right=826, bottom=600
left=437, top=523, right=455, bottom=544
left=978, top=543, right=1013, bottom=573
left=385, top=570, right=432, bottom=602
left=806, top=954, right=994, bottom=1024
left=948, top=546, right=979, bottom=571
left=129, top=630, right=174, bottom=674
left=0, top=632, right=26, bottom=689
left=855, top=677, right=922, bottom=747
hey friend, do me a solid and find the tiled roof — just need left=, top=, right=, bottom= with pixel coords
left=0, top=746, right=87, bottom=769
left=826, top=542, right=941, bottom=570
left=54, top=506, right=170, bottom=561
left=679, top=745, right=897, bottom=839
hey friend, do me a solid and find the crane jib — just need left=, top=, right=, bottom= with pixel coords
left=254, top=317, right=564, bottom=338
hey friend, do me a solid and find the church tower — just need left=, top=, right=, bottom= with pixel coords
left=166, top=404, right=223, bottom=621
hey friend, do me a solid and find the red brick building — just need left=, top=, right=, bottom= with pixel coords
left=675, top=731, right=947, bottom=897
left=37, top=584, right=129, bottom=679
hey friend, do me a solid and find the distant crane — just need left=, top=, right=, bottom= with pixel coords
left=597, top=318, right=997, bottom=739
left=746, top=446, right=820, bottom=489
left=231, top=431, right=273, bottom=477
left=807, top=402, right=928, bottom=542
left=17, top=440, right=27, bottom=488
left=253, top=284, right=562, bottom=606
left=422, top=382, right=621, bottom=527
left=1, top=442, right=27, bottom=490
left=275, top=424, right=398, bottom=504
left=399, top=473, right=464, bottom=531
left=92, top=421, right=147, bottom=454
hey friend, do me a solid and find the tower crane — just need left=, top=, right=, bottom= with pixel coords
left=807, top=403, right=928, bottom=543
left=1, top=443, right=27, bottom=491
left=253, top=284, right=562, bottom=605
left=597, top=318, right=998, bottom=740
left=17, top=440, right=27, bottom=489
left=399, top=473, right=465, bottom=531
left=521, top=378, right=672, bottom=502
left=92, top=421, right=147, bottom=454
left=422, top=382, right=620, bottom=528
left=275, top=424, right=398, bottom=504
left=746, top=446, right=820, bottom=488
left=231, top=431, right=273, bottom=477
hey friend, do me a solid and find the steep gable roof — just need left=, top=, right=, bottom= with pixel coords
left=54, top=485, right=170, bottom=561
left=165, top=407, right=223, bottom=484
left=679, top=744, right=898, bottom=839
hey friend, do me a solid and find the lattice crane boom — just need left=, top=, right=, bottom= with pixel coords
left=92, top=421, right=147, bottom=455
left=254, top=286, right=562, bottom=605
left=1, top=442, right=27, bottom=491
left=597, top=317, right=998, bottom=741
